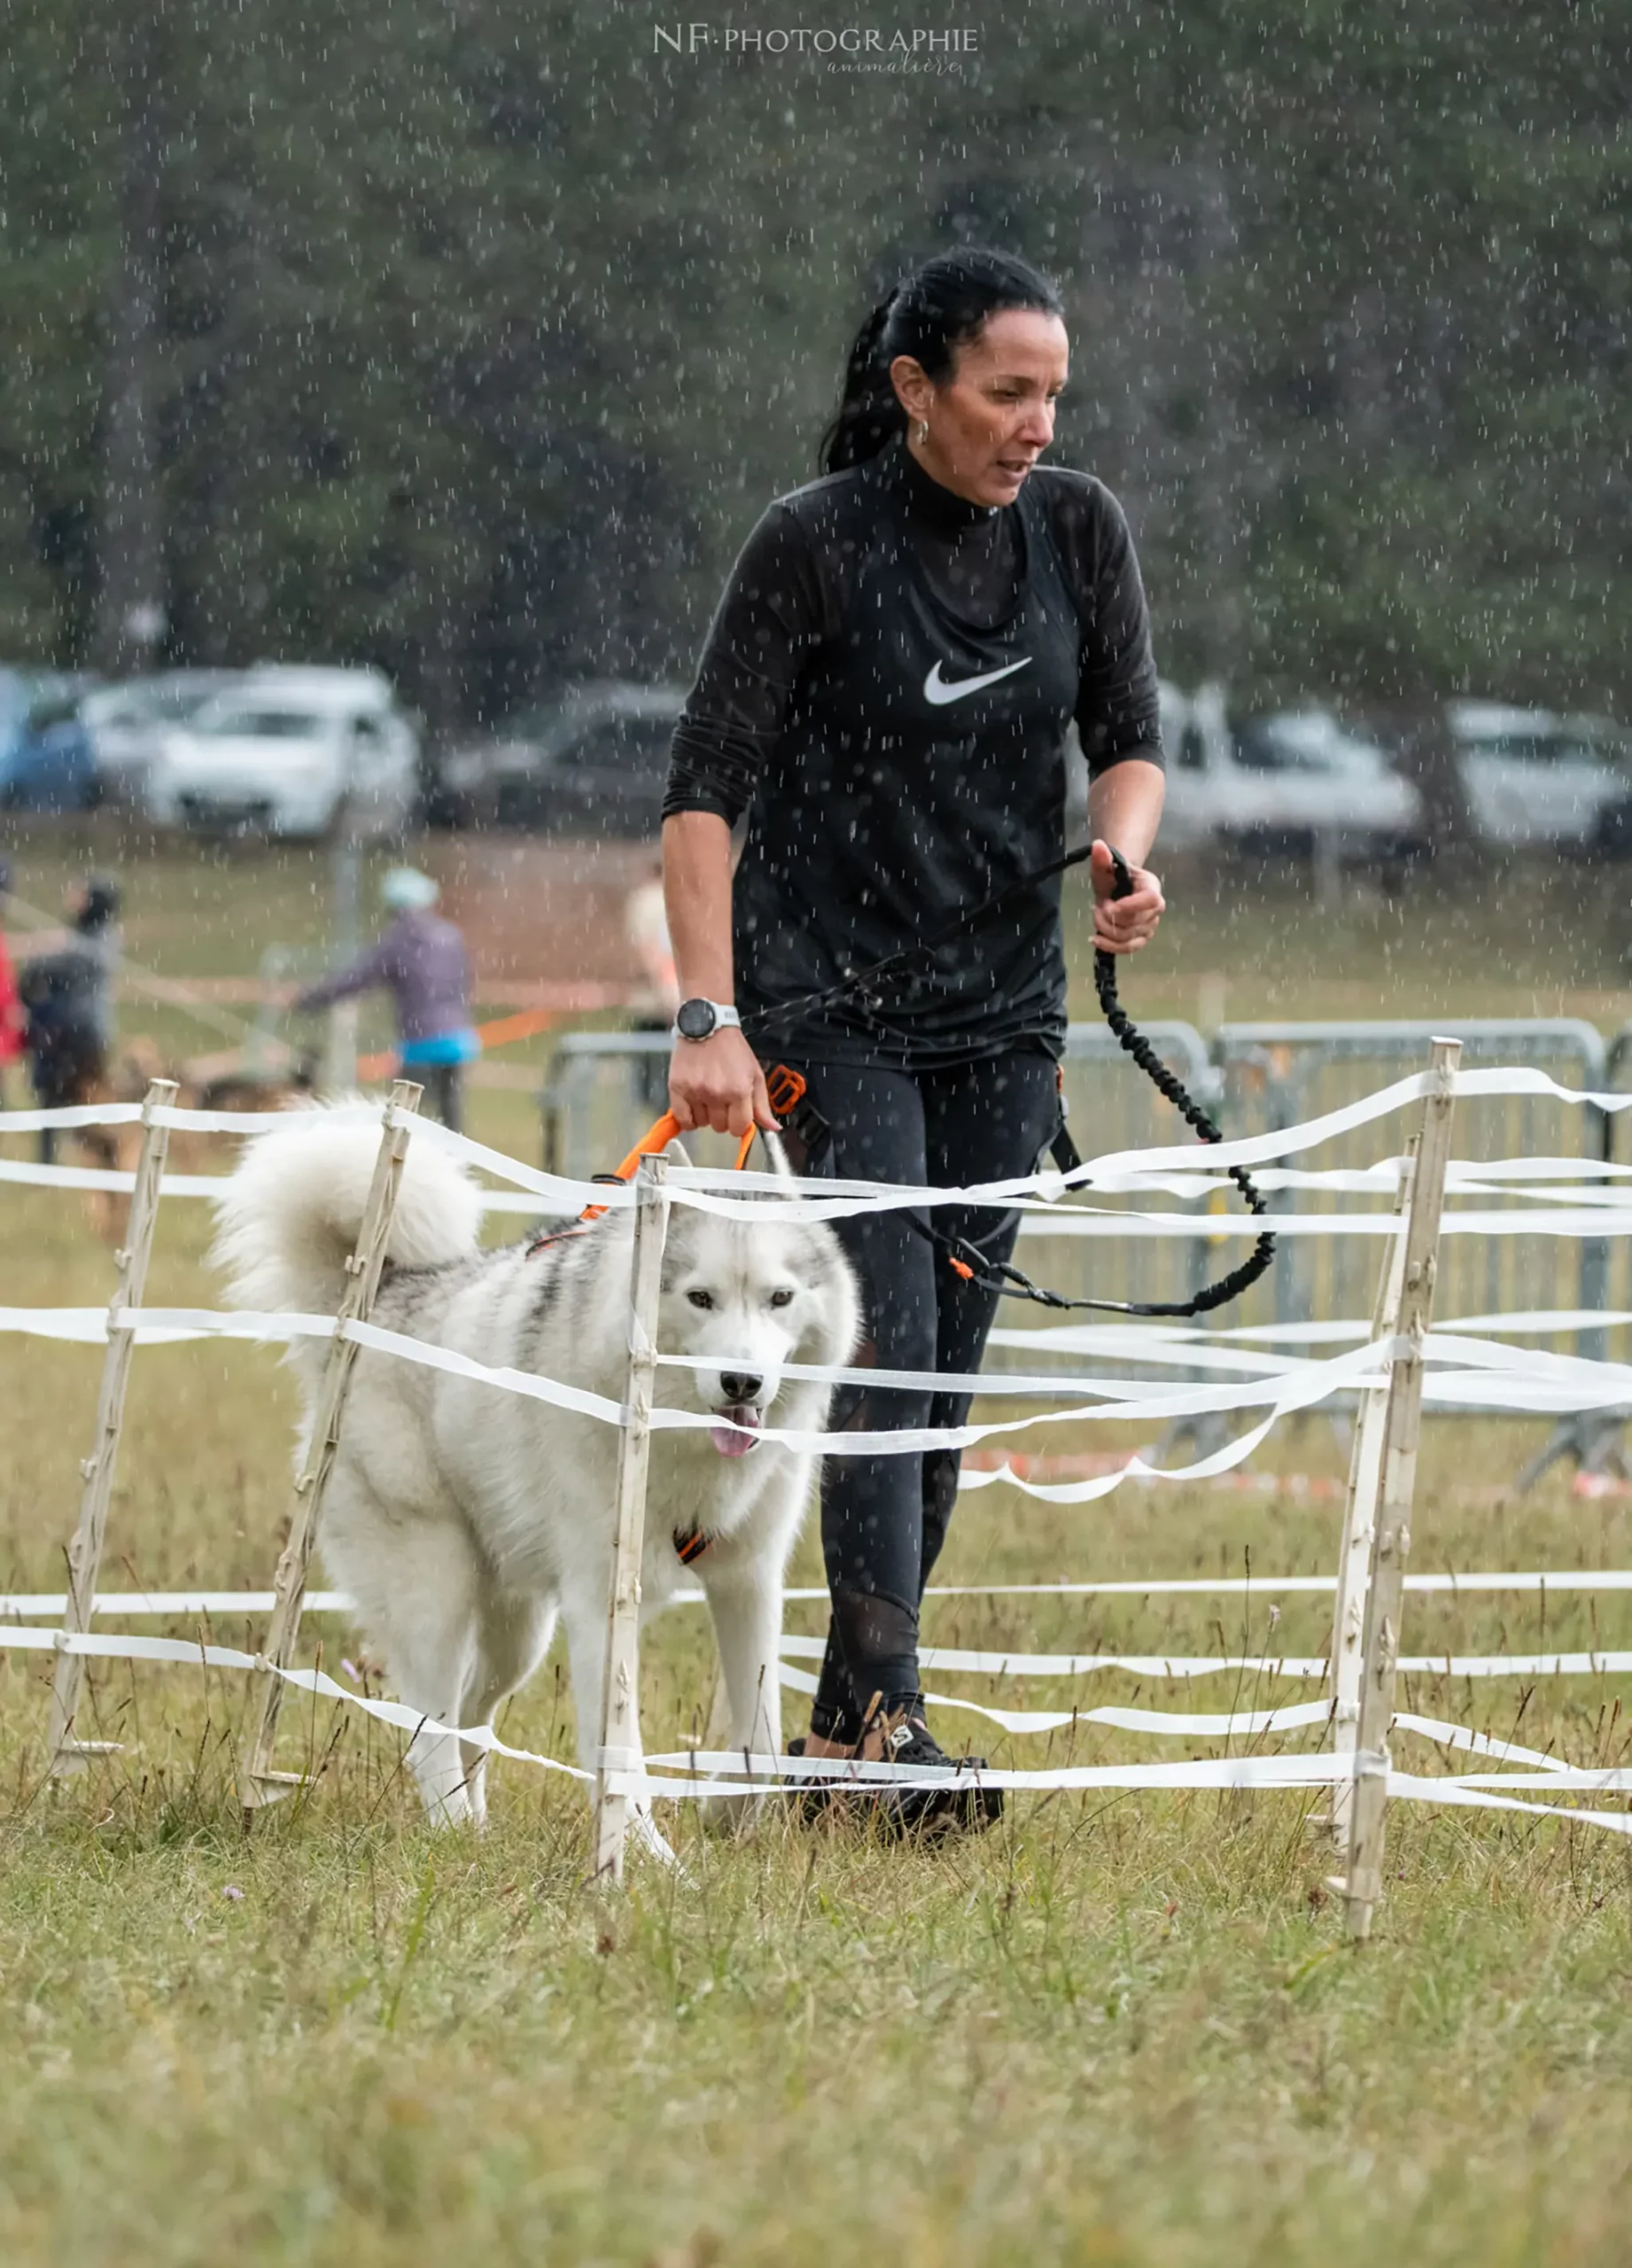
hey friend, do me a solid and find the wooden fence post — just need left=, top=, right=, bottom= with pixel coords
left=1325, top=1131, right=1417, bottom=1842
left=47, top=1078, right=177, bottom=1775
left=1338, top=1038, right=1461, bottom=1939
left=593, top=1150, right=669, bottom=1883
left=239, top=1081, right=420, bottom=1814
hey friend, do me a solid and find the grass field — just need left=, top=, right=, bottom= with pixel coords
left=3, top=826, right=1632, bottom=2265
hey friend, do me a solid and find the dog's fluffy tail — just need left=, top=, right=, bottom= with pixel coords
left=211, top=1100, right=484, bottom=1317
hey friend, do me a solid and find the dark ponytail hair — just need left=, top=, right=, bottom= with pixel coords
left=819, top=246, right=1065, bottom=475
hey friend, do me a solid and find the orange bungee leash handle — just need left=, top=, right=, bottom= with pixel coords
left=576, top=1109, right=759, bottom=1224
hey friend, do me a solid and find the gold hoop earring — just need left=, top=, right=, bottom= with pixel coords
left=914, top=418, right=929, bottom=447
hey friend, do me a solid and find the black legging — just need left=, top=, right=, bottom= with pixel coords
left=779, top=1049, right=1061, bottom=1740
left=415, top=1062, right=464, bottom=1133
left=30, top=1031, right=106, bottom=1167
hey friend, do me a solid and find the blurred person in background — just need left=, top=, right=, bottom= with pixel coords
left=625, top=850, right=681, bottom=1112
left=19, top=874, right=121, bottom=1164
left=295, top=866, right=478, bottom=1130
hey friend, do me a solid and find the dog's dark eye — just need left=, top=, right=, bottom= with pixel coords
left=769, top=1287, right=795, bottom=1309
left=687, top=1288, right=714, bottom=1309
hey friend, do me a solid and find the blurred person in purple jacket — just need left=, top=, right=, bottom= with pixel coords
left=296, top=867, right=479, bottom=1130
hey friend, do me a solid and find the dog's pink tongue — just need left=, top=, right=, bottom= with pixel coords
left=710, top=1405, right=761, bottom=1458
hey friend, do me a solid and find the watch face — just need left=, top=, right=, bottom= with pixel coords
left=676, top=998, right=717, bottom=1041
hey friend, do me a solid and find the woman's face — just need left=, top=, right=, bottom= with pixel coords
left=891, top=307, right=1069, bottom=509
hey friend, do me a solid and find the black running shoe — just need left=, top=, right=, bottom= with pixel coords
left=786, top=1713, right=1003, bottom=1837
left=859, top=1703, right=1004, bottom=1840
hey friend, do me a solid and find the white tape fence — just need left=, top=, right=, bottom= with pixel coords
left=4, top=1057, right=1632, bottom=1923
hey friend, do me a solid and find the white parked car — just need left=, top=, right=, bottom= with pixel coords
left=145, top=666, right=420, bottom=840
left=1447, top=702, right=1628, bottom=848
left=1062, top=680, right=1191, bottom=844
left=1158, top=685, right=1424, bottom=862
left=81, top=670, right=240, bottom=804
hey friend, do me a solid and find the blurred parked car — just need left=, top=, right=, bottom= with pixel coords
left=1574, top=717, right=1632, bottom=857
left=144, top=665, right=419, bottom=840
left=82, top=670, right=240, bottom=804
left=1447, top=702, right=1629, bottom=850
left=1159, top=686, right=1425, bottom=866
left=431, top=680, right=687, bottom=833
left=0, top=670, right=99, bottom=812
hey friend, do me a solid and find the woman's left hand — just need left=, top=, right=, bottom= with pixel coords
left=1089, top=837, right=1165, bottom=954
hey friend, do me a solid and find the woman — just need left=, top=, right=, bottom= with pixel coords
left=295, top=867, right=479, bottom=1130
left=662, top=247, right=1167, bottom=1829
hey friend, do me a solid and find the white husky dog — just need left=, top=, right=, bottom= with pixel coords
left=213, top=1107, right=859, bottom=1826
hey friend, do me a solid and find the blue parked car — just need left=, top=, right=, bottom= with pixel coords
left=0, top=670, right=100, bottom=812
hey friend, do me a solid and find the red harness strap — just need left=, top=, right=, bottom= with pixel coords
left=525, top=1223, right=593, bottom=1259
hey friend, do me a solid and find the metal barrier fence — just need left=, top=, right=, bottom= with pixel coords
left=540, top=1030, right=682, bottom=1183
left=1605, top=1022, right=1632, bottom=1149
left=540, top=1017, right=1624, bottom=1389
left=1215, top=1021, right=1613, bottom=1355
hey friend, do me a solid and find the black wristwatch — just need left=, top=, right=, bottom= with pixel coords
left=673, top=997, right=742, bottom=1042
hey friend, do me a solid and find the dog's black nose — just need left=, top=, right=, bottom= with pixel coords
left=719, top=1371, right=763, bottom=1404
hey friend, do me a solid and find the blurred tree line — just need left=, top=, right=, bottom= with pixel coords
left=0, top=0, right=1626, bottom=730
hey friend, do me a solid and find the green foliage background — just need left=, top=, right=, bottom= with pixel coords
left=1, top=0, right=1626, bottom=722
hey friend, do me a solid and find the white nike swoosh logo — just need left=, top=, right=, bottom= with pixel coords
left=922, top=657, right=1032, bottom=706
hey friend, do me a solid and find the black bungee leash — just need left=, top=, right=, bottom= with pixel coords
left=742, top=843, right=1278, bottom=1321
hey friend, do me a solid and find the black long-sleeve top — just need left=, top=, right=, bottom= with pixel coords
left=664, top=434, right=1162, bottom=1068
